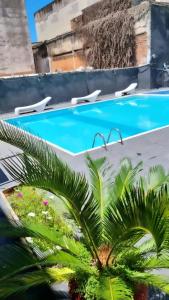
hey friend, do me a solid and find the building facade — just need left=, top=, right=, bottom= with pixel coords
left=35, top=0, right=100, bottom=41
left=0, top=0, right=35, bottom=76
left=33, top=0, right=169, bottom=73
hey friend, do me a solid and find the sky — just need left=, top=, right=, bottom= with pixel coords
left=25, top=0, right=53, bottom=42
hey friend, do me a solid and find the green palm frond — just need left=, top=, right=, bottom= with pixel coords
left=99, top=276, right=133, bottom=300
left=25, top=222, right=91, bottom=259
left=1, top=121, right=169, bottom=298
left=143, top=254, right=169, bottom=270
left=87, top=156, right=108, bottom=243
left=45, top=251, right=96, bottom=274
left=0, top=122, right=101, bottom=258
left=126, top=269, right=169, bottom=295
left=0, top=220, right=86, bottom=258
left=115, top=245, right=169, bottom=273
left=136, top=236, right=157, bottom=255
left=0, top=241, right=90, bottom=284
left=0, top=244, right=38, bottom=280
left=140, top=165, right=169, bottom=192
left=0, top=220, right=93, bottom=275
left=0, top=267, right=73, bottom=299
left=111, top=158, right=142, bottom=200
left=105, top=186, right=168, bottom=256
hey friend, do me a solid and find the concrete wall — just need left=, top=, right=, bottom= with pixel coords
left=0, top=65, right=151, bottom=114
left=0, top=0, right=35, bottom=76
left=35, top=0, right=100, bottom=41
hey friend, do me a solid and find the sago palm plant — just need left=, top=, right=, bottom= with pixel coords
left=1, top=121, right=169, bottom=300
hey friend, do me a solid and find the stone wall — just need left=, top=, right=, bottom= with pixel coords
left=0, top=65, right=151, bottom=114
left=0, top=0, right=35, bottom=76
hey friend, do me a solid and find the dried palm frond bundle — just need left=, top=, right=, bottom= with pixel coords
left=82, top=10, right=136, bottom=69
left=75, top=0, right=150, bottom=69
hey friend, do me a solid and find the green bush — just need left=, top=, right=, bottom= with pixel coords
left=8, top=186, right=73, bottom=250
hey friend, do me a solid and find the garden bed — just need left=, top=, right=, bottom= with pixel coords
left=0, top=186, right=74, bottom=299
left=1, top=186, right=74, bottom=252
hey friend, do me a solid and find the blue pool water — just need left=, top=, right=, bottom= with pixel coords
left=6, top=94, right=169, bottom=154
left=147, top=90, right=169, bottom=95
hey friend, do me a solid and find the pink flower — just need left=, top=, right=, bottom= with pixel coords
left=17, top=192, right=23, bottom=198
left=43, top=200, right=49, bottom=206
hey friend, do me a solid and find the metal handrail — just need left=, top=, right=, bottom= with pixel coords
left=92, top=132, right=108, bottom=150
left=107, top=128, right=123, bottom=145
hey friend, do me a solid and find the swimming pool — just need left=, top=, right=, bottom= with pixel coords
left=146, top=90, right=169, bottom=95
left=5, top=94, right=169, bottom=155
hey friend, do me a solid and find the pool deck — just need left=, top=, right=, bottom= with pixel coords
left=1, top=91, right=169, bottom=190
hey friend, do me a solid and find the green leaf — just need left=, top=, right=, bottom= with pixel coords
left=0, top=267, right=73, bottom=299
left=45, top=251, right=96, bottom=275
left=99, top=276, right=133, bottom=300
left=0, top=244, right=38, bottom=280
left=0, top=122, right=100, bottom=258
left=105, top=186, right=168, bottom=255
left=25, top=222, right=90, bottom=259
left=87, top=156, right=107, bottom=243
left=140, top=165, right=169, bottom=192
left=111, top=158, right=142, bottom=200
left=126, top=269, right=169, bottom=294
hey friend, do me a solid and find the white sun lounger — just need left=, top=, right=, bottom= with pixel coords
left=15, top=96, right=52, bottom=115
left=71, top=90, right=101, bottom=105
left=115, top=83, right=137, bottom=97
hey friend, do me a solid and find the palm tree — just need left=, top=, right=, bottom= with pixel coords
left=1, top=122, right=169, bottom=299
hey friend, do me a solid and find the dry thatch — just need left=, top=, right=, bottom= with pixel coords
left=82, top=0, right=131, bottom=25
left=76, top=0, right=149, bottom=69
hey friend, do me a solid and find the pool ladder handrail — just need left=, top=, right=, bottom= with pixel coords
left=92, top=132, right=108, bottom=150
left=107, top=128, right=123, bottom=145
left=92, top=128, right=123, bottom=149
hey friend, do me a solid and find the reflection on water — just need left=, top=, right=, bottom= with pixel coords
left=116, top=100, right=148, bottom=108
left=138, top=117, right=157, bottom=130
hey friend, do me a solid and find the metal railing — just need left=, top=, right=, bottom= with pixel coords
left=107, top=128, right=123, bottom=145
left=92, top=132, right=108, bottom=150
left=92, top=128, right=123, bottom=150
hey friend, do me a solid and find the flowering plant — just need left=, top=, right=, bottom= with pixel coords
left=43, top=200, right=49, bottom=206
left=8, top=186, right=73, bottom=251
